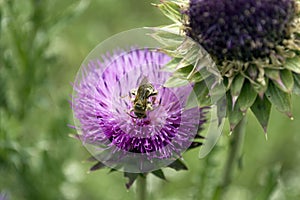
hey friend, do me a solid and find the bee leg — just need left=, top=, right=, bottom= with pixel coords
left=146, top=102, right=153, bottom=111
left=148, top=90, right=158, bottom=97
left=126, top=109, right=138, bottom=119
left=151, top=96, right=157, bottom=105
left=130, top=89, right=137, bottom=96
left=123, top=91, right=134, bottom=103
left=120, top=94, right=129, bottom=98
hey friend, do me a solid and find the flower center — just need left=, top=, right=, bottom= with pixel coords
left=187, top=0, right=296, bottom=61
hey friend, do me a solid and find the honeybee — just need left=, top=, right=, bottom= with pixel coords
left=129, top=77, right=158, bottom=118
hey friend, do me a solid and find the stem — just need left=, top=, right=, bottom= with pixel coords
left=213, top=115, right=247, bottom=200
left=136, top=175, right=147, bottom=200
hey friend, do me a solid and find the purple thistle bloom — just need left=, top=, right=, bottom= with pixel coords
left=187, top=0, right=296, bottom=61
left=72, top=48, right=207, bottom=172
left=0, top=193, right=8, bottom=200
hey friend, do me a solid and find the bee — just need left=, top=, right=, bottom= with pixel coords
left=129, top=77, right=158, bottom=119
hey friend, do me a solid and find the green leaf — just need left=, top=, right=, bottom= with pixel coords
left=89, top=162, right=106, bottom=172
left=231, top=74, right=245, bottom=97
left=238, top=81, right=257, bottom=112
left=292, top=73, right=300, bottom=95
left=164, top=76, right=189, bottom=87
left=265, top=69, right=293, bottom=93
left=230, top=74, right=245, bottom=108
left=173, top=65, right=203, bottom=82
left=194, top=134, right=205, bottom=139
left=149, top=30, right=183, bottom=48
left=190, top=81, right=210, bottom=106
left=285, top=57, right=300, bottom=73
left=242, top=70, right=267, bottom=96
left=280, top=69, right=294, bottom=93
left=265, top=69, right=280, bottom=81
left=256, top=164, right=282, bottom=200
left=151, top=169, right=166, bottom=180
left=217, top=97, right=227, bottom=127
left=156, top=1, right=182, bottom=24
left=252, top=80, right=268, bottom=97
left=174, top=65, right=194, bottom=78
left=265, top=81, right=292, bottom=118
left=250, top=96, right=271, bottom=133
left=163, top=57, right=185, bottom=72
left=227, top=93, right=244, bottom=131
left=86, top=155, right=97, bottom=162
left=168, top=159, right=188, bottom=171
left=108, top=168, right=118, bottom=174
left=124, top=172, right=139, bottom=189
left=187, top=141, right=203, bottom=150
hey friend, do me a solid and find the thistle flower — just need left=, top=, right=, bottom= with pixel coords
left=0, top=193, right=8, bottom=200
left=72, top=48, right=207, bottom=175
left=153, top=0, right=300, bottom=132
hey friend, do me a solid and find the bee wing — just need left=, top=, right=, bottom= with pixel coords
left=139, top=76, right=150, bottom=85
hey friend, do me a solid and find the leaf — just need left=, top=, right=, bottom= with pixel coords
left=164, top=76, right=189, bottom=87
left=89, top=162, right=106, bottom=172
left=68, top=133, right=82, bottom=140
left=173, top=65, right=204, bottom=82
left=285, top=57, right=300, bottom=73
left=292, top=72, right=300, bottom=95
left=190, top=81, right=211, bottom=106
left=265, top=81, right=292, bottom=118
left=124, top=172, right=139, bottom=189
left=231, top=74, right=245, bottom=97
left=86, top=153, right=104, bottom=162
left=256, top=164, right=282, bottom=200
left=252, top=80, right=268, bottom=98
left=86, top=156, right=97, bottom=162
left=108, top=168, right=117, bottom=174
left=151, top=169, right=166, bottom=180
left=217, top=96, right=227, bottom=127
left=149, top=30, right=184, bottom=48
left=174, top=65, right=194, bottom=78
left=280, top=69, right=294, bottom=93
left=163, top=57, right=185, bottom=72
left=250, top=96, right=271, bottom=133
left=187, top=141, right=203, bottom=150
left=265, top=69, right=293, bottom=93
left=242, top=70, right=268, bottom=97
left=155, top=1, right=182, bottom=24
left=238, top=81, right=257, bottom=112
left=227, top=93, right=244, bottom=131
left=230, top=74, right=245, bottom=108
left=194, top=134, right=205, bottom=139
left=168, top=159, right=188, bottom=171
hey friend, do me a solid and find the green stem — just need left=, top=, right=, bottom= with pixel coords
left=213, top=115, right=247, bottom=200
left=136, top=175, right=147, bottom=200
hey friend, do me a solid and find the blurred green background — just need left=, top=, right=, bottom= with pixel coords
left=1, top=0, right=300, bottom=199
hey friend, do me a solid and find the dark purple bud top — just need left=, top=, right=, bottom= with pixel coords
left=187, top=0, right=296, bottom=61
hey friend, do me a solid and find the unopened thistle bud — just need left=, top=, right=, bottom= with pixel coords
left=153, top=0, right=300, bottom=132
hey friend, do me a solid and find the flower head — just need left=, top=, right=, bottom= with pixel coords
left=153, top=0, right=300, bottom=132
left=72, top=48, right=207, bottom=172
